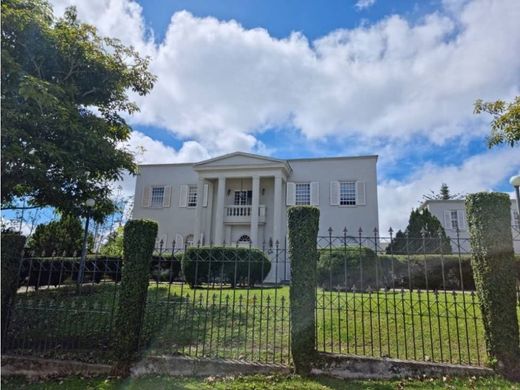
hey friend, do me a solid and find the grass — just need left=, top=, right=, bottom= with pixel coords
left=2, top=374, right=519, bottom=389
left=6, top=281, right=498, bottom=367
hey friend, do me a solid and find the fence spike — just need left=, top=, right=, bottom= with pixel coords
left=388, top=227, right=393, bottom=235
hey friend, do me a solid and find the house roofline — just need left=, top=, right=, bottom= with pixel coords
left=287, top=155, right=378, bottom=162
left=138, top=153, right=379, bottom=168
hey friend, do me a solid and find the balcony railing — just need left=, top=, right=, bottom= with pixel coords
left=224, top=205, right=266, bottom=224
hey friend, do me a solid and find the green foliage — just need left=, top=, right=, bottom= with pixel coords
left=386, top=208, right=452, bottom=254
left=288, top=206, right=320, bottom=374
left=100, top=226, right=124, bottom=257
left=1, top=0, right=155, bottom=219
left=113, top=220, right=157, bottom=372
left=474, top=96, right=520, bottom=147
left=465, top=192, right=520, bottom=378
left=181, top=247, right=271, bottom=288
left=27, top=214, right=92, bottom=256
left=317, top=247, right=379, bottom=290
left=1, top=233, right=26, bottom=342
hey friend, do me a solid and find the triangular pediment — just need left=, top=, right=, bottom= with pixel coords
left=194, top=152, right=287, bottom=168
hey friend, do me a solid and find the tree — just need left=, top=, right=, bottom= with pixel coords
left=474, top=96, right=520, bottom=148
left=1, top=0, right=155, bottom=220
left=423, top=183, right=463, bottom=201
left=386, top=208, right=451, bottom=254
left=99, top=226, right=124, bottom=257
left=27, top=214, right=93, bottom=256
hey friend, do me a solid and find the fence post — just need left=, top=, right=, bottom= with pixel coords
left=288, top=206, right=320, bottom=374
left=465, top=192, right=520, bottom=379
left=1, top=233, right=26, bottom=346
left=112, top=220, right=158, bottom=375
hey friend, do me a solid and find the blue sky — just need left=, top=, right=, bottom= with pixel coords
left=6, top=0, right=518, bottom=233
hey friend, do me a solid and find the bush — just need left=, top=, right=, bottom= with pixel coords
left=318, top=247, right=381, bottom=291
left=318, top=250, right=520, bottom=292
left=466, top=192, right=520, bottom=377
left=288, top=206, right=320, bottom=374
left=181, top=247, right=270, bottom=288
left=113, top=220, right=158, bottom=373
left=150, top=253, right=183, bottom=283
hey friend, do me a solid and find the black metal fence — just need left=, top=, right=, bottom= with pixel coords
left=3, top=228, right=519, bottom=367
left=316, top=227, right=520, bottom=366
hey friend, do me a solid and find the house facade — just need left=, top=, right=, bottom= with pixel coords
left=420, top=199, right=520, bottom=253
left=132, top=152, right=379, bottom=274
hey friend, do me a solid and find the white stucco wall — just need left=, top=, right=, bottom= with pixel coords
left=133, top=154, right=379, bottom=251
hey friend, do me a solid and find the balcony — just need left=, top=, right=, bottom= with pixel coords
left=224, top=205, right=266, bottom=224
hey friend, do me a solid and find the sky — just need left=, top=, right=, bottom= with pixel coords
left=43, top=0, right=519, bottom=232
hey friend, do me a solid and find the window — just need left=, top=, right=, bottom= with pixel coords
left=185, top=234, right=194, bottom=246
left=339, top=181, right=356, bottom=205
left=450, top=210, right=459, bottom=230
left=151, top=186, right=165, bottom=207
left=188, top=186, right=198, bottom=207
left=234, top=191, right=252, bottom=205
left=295, top=183, right=311, bottom=205
left=238, top=235, right=251, bottom=245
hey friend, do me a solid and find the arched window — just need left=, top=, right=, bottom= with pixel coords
left=237, top=235, right=251, bottom=246
left=185, top=234, right=194, bottom=246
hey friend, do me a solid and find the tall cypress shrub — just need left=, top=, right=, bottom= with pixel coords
left=1, top=233, right=26, bottom=345
left=112, top=220, right=158, bottom=375
left=288, top=206, right=320, bottom=374
left=466, top=192, right=520, bottom=379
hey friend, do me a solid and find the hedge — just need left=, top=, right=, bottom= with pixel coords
left=1, top=233, right=26, bottom=344
left=15, top=254, right=182, bottom=288
left=181, top=247, right=270, bottom=288
left=112, top=220, right=158, bottom=374
left=288, top=206, right=320, bottom=374
left=466, top=192, right=520, bottom=378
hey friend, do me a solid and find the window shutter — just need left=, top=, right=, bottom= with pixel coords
left=179, top=185, right=188, bottom=207
left=310, top=182, right=320, bottom=206
left=330, top=181, right=340, bottom=206
left=142, top=186, right=151, bottom=208
left=286, top=182, right=296, bottom=206
left=457, top=210, right=466, bottom=230
left=203, top=184, right=209, bottom=207
left=356, top=181, right=366, bottom=206
left=175, top=233, right=184, bottom=249
left=163, top=186, right=172, bottom=207
left=444, top=210, right=452, bottom=229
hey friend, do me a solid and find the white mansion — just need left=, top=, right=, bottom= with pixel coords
left=132, top=152, right=379, bottom=250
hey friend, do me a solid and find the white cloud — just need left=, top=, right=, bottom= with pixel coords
left=379, top=148, right=520, bottom=232
left=49, top=0, right=520, bottom=231
left=50, top=0, right=520, bottom=152
left=355, top=0, right=376, bottom=11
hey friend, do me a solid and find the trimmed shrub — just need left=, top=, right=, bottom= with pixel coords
left=1, top=233, right=26, bottom=343
left=181, top=247, right=270, bottom=288
left=466, top=192, right=520, bottom=377
left=318, top=247, right=380, bottom=291
left=113, top=220, right=158, bottom=373
left=288, top=206, right=320, bottom=374
left=150, top=253, right=182, bottom=283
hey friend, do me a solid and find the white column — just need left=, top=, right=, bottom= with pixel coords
left=214, top=176, right=226, bottom=245
left=194, top=177, right=205, bottom=244
left=273, top=175, right=282, bottom=245
left=250, top=175, right=260, bottom=246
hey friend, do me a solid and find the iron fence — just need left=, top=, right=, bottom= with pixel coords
left=316, top=227, right=520, bottom=366
left=3, top=227, right=519, bottom=367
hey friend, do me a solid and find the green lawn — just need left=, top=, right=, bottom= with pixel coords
left=5, top=282, right=503, bottom=367
left=2, top=374, right=518, bottom=390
